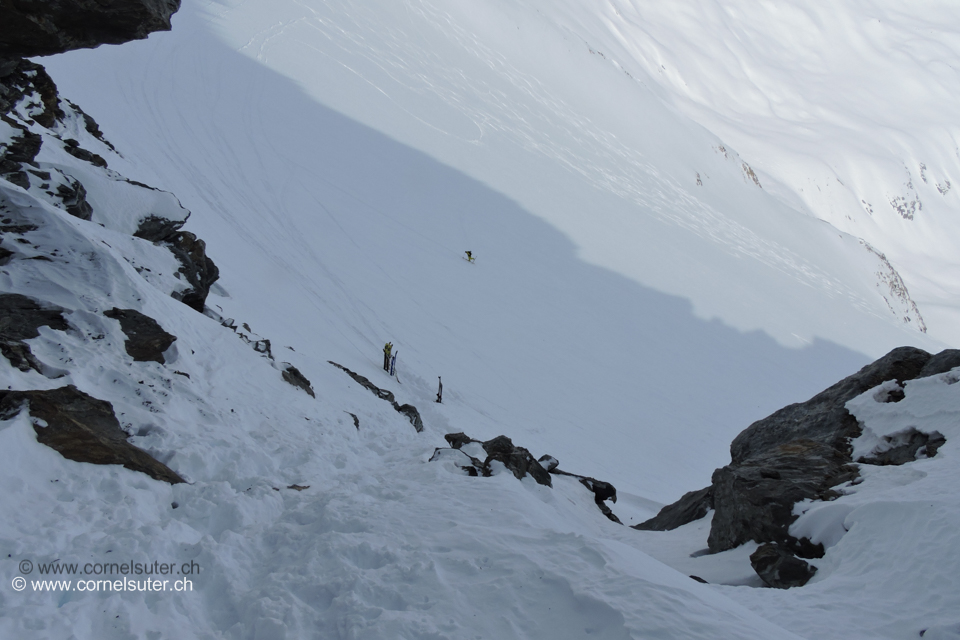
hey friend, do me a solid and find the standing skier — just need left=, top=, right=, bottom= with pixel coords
left=383, top=342, right=393, bottom=372
left=464, top=251, right=475, bottom=263
left=435, top=377, right=443, bottom=403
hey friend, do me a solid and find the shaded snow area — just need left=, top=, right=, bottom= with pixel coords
left=568, top=0, right=960, bottom=344
left=0, top=0, right=957, bottom=638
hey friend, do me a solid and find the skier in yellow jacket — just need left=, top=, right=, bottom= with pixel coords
left=383, top=342, right=393, bottom=372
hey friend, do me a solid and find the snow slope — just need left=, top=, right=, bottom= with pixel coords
left=39, top=0, right=945, bottom=501
left=575, top=0, right=960, bottom=343
left=1, top=0, right=957, bottom=637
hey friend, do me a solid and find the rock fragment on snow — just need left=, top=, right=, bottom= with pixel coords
left=538, top=454, right=559, bottom=471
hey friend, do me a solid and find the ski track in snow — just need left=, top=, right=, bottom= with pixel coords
left=246, top=0, right=869, bottom=312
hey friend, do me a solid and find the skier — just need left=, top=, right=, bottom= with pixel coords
left=383, top=342, right=393, bottom=372
left=464, top=250, right=475, bottom=263
left=435, top=376, right=443, bottom=403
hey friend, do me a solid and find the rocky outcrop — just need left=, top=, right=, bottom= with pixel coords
left=132, top=204, right=219, bottom=313
left=433, top=432, right=552, bottom=486
left=750, top=543, right=817, bottom=589
left=281, top=363, right=315, bottom=398
left=103, top=308, right=176, bottom=364
left=0, top=293, right=69, bottom=375
left=636, top=346, right=958, bottom=586
left=0, top=385, right=184, bottom=484
left=708, top=347, right=932, bottom=554
left=728, top=347, right=932, bottom=466
left=1, top=58, right=218, bottom=313
left=433, top=433, right=622, bottom=522
left=164, top=231, right=219, bottom=312
left=707, top=440, right=853, bottom=554
left=0, top=1, right=181, bottom=62
left=328, top=361, right=423, bottom=431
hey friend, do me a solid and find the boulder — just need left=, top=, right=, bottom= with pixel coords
left=707, top=440, right=852, bottom=553
left=538, top=454, right=559, bottom=472
left=0, top=385, right=184, bottom=484
left=444, top=432, right=476, bottom=450
left=103, top=308, right=176, bottom=364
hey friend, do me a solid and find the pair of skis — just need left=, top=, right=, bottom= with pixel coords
left=389, top=351, right=400, bottom=384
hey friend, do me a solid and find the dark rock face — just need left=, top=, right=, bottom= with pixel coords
left=103, top=308, right=176, bottom=364
left=638, top=345, right=952, bottom=586
left=708, top=440, right=853, bottom=553
left=0, top=293, right=68, bottom=374
left=750, top=543, right=817, bottom=589
left=281, top=363, right=315, bottom=398
left=918, top=349, right=960, bottom=378
left=329, top=361, right=423, bottom=432
left=164, top=231, right=219, bottom=312
left=858, top=428, right=946, bottom=466
left=0, top=0, right=181, bottom=61
left=632, top=486, right=713, bottom=532
left=0, top=385, right=184, bottom=484
left=729, top=346, right=932, bottom=465
left=707, top=346, right=933, bottom=554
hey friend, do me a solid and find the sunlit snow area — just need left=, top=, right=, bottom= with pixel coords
left=2, top=0, right=959, bottom=638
